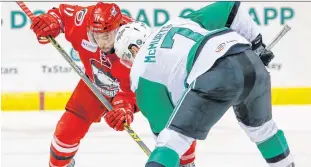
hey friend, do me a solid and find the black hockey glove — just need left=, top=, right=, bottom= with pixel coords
left=259, top=44, right=275, bottom=66
left=252, top=34, right=275, bottom=66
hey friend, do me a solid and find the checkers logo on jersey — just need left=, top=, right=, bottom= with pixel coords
left=216, top=43, right=226, bottom=52
left=90, top=59, right=119, bottom=97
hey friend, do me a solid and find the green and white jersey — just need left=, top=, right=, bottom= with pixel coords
left=130, top=17, right=250, bottom=133
left=184, top=1, right=260, bottom=42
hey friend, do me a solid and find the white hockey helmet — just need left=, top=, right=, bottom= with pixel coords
left=114, top=21, right=151, bottom=68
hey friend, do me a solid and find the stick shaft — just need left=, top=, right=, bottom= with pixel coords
left=266, top=24, right=291, bottom=51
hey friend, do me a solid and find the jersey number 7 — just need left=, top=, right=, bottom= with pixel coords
left=160, top=27, right=204, bottom=49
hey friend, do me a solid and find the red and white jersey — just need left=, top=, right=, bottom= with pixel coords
left=47, top=4, right=134, bottom=98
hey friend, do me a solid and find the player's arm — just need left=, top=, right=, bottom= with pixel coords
left=185, top=1, right=274, bottom=66
left=111, top=60, right=140, bottom=113
left=30, top=4, right=81, bottom=44
left=228, top=3, right=275, bottom=66
left=185, top=2, right=259, bottom=43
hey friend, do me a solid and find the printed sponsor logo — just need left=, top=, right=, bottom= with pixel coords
left=42, top=65, right=85, bottom=74
left=70, top=48, right=81, bottom=61
left=81, top=39, right=98, bottom=53
left=116, top=28, right=126, bottom=41
left=215, top=43, right=226, bottom=52
left=267, top=63, right=282, bottom=71
left=8, top=7, right=294, bottom=29
left=215, top=40, right=238, bottom=52
left=1, top=67, right=18, bottom=74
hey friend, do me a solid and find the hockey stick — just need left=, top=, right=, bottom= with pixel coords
left=265, top=24, right=291, bottom=51
left=16, top=1, right=151, bottom=156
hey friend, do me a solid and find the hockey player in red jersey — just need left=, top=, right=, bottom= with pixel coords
left=30, top=2, right=135, bottom=167
left=30, top=2, right=196, bottom=167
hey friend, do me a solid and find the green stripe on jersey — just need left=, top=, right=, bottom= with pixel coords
left=135, top=77, right=174, bottom=133
left=184, top=1, right=236, bottom=30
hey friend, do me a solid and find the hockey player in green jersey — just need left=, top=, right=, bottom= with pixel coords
left=114, top=21, right=295, bottom=167
left=106, top=2, right=292, bottom=167
left=113, top=7, right=294, bottom=167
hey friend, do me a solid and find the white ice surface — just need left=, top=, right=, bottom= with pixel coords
left=1, top=106, right=311, bottom=167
